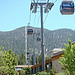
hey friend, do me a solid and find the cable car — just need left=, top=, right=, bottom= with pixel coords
left=27, top=51, right=30, bottom=54
left=60, top=1, right=74, bottom=15
left=27, top=57, right=29, bottom=60
left=37, top=37, right=41, bottom=41
left=27, top=29, right=33, bottom=35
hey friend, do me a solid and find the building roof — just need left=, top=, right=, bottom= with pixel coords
left=52, top=48, right=63, bottom=52
left=51, top=48, right=63, bottom=57
left=15, top=65, right=33, bottom=68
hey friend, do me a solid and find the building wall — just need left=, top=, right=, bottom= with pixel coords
left=52, top=59, right=63, bottom=73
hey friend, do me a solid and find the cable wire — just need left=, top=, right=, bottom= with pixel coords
left=36, top=13, right=40, bottom=26
left=28, top=11, right=31, bottom=26
left=43, top=0, right=50, bottom=24
left=33, top=14, right=36, bottom=27
left=53, top=0, right=57, bottom=3
left=33, top=0, right=39, bottom=27
left=33, top=0, right=35, bottom=3
left=43, top=13, right=49, bottom=24
left=43, top=0, right=58, bottom=24
left=28, top=0, right=33, bottom=26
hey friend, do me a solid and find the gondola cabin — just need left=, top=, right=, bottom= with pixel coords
left=27, top=29, right=33, bottom=35
left=27, top=57, right=29, bottom=60
left=27, top=51, right=30, bottom=54
left=60, top=1, right=74, bottom=15
left=37, top=37, right=41, bottom=42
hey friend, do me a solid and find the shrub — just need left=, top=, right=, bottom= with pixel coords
left=59, top=40, right=75, bottom=75
left=50, top=69, right=57, bottom=75
left=36, top=71, right=50, bottom=75
left=22, top=66, right=31, bottom=75
left=19, top=70, right=25, bottom=75
left=56, top=71, right=75, bottom=75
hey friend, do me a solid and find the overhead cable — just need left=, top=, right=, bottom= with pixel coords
left=43, top=13, right=49, bottom=24
left=53, top=0, right=57, bottom=3
left=28, top=0, right=33, bottom=26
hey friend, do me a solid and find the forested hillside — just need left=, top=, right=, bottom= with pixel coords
left=0, top=26, right=75, bottom=55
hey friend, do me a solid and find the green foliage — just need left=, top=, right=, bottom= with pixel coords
left=36, top=71, right=50, bottom=75
left=59, top=40, right=75, bottom=75
left=50, top=69, right=57, bottom=75
left=36, top=54, right=42, bottom=64
left=22, top=66, right=31, bottom=75
left=14, top=70, right=19, bottom=75
left=45, top=57, right=50, bottom=61
left=19, top=70, right=25, bottom=75
left=18, top=52, right=26, bottom=65
left=36, top=54, right=50, bottom=64
left=19, top=66, right=31, bottom=75
left=56, top=71, right=75, bottom=75
left=0, top=47, right=18, bottom=75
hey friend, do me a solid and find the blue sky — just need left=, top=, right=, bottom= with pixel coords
left=0, top=0, right=75, bottom=31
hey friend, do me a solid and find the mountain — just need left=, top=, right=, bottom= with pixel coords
left=0, top=26, right=75, bottom=55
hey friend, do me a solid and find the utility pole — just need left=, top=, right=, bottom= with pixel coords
left=30, top=0, right=54, bottom=71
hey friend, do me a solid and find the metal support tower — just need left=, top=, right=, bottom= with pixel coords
left=25, top=26, right=27, bottom=64
left=30, top=0, right=54, bottom=71
left=40, top=5, right=45, bottom=71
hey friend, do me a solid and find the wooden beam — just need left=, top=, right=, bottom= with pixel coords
left=31, top=53, right=64, bottom=68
